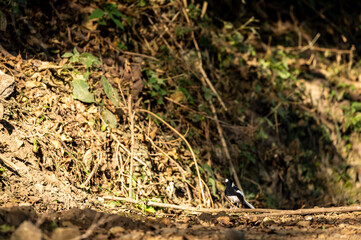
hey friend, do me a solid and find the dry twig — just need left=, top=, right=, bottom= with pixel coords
left=0, top=154, right=21, bottom=176
left=128, top=94, right=135, bottom=198
left=81, top=152, right=102, bottom=188
left=247, top=205, right=361, bottom=218
left=104, top=39, right=159, bottom=61
left=110, top=134, right=147, bottom=167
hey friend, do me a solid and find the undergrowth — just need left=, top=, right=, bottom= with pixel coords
left=0, top=0, right=360, bottom=209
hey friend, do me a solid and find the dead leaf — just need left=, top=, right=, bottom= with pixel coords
left=83, top=149, right=93, bottom=171
left=149, top=127, right=158, bottom=140
left=0, top=70, right=15, bottom=99
left=170, top=90, right=185, bottom=103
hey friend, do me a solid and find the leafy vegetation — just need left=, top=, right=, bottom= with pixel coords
left=0, top=0, right=360, bottom=209
left=89, top=3, right=127, bottom=30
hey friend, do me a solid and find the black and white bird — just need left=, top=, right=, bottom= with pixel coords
left=225, top=178, right=255, bottom=209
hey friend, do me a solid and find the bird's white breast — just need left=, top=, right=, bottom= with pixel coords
left=227, top=195, right=240, bottom=203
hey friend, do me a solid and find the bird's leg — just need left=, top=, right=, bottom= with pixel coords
left=230, top=202, right=238, bottom=210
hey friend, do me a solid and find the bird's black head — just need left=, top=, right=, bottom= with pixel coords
left=225, top=178, right=233, bottom=183
left=225, top=178, right=234, bottom=187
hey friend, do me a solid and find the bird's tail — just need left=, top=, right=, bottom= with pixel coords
left=243, top=199, right=255, bottom=209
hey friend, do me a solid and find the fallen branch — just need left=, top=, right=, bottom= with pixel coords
left=102, top=196, right=361, bottom=217
left=248, top=205, right=361, bottom=218
left=283, top=44, right=354, bottom=54
left=102, top=196, right=278, bottom=213
left=104, top=39, right=159, bottom=61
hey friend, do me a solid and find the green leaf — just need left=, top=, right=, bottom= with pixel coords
left=69, top=55, right=79, bottom=63
left=241, top=151, right=256, bottom=164
left=89, top=9, right=104, bottom=20
left=157, top=78, right=166, bottom=85
left=138, top=0, right=147, bottom=7
left=143, top=205, right=156, bottom=213
left=73, top=47, right=79, bottom=55
left=208, top=177, right=217, bottom=196
left=105, top=3, right=117, bottom=13
left=159, top=88, right=167, bottom=96
left=98, top=18, right=107, bottom=25
left=72, top=79, right=95, bottom=103
left=203, top=163, right=215, bottom=178
left=101, top=76, right=121, bottom=107
left=112, top=18, right=124, bottom=30
left=80, top=53, right=101, bottom=68
left=352, top=102, right=361, bottom=112
left=180, top=87, right=194, bottom=104
left=149, top=76, right=157, bottom=85
left=153, top=85, right=160, bottom=91
left=202, top=86, right=214, bottom=101
left=102, top=109, right=117, bottom=128
left=276, top=69, right=290, bottom=79
left=157, top=98, right=164, bottom=105
left=0, top=224, right=14, bottom=234
left=83, top=71, right=90, bottom=80
left=116, top=41, right=128, bottom=50
left=110, top=8, right=123, bottom=18
left=62, top=52, right=73, bottom=58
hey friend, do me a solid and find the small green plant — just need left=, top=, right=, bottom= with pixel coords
left=106, top=201, right=122, bottom=208
left=62, top=48, right=101, bottom=104
left=137, top=0, right=147, bottom=7
left=259, top=51, right=298, bottom=91
left=203, top=163, right=220, bottom=199
left=0, top=224, right=14, bottom=234
left=137, top=200, right=156, bottom=213
left=145, top=70, right=167, bottom=104
left=188, top=4, right=201, bottom=20
left=342, top=102, right=361, bottom=132
left=62, top=47, right=101, bottom=68
left=142, top=204, right=156, bottom=213
left=0, top=167, right=5, bottom=181
left=201, top=86, right=216, bottom=101
left=89, top=3, right=127, bottom=30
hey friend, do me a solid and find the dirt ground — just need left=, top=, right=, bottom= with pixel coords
left=1, top=205, right=361, bottom=239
